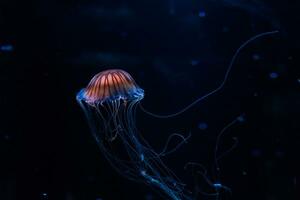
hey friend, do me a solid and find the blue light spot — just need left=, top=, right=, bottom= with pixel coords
left=198, top=122, right=208, bottom=130
left=198, top=11, right=206, bottom=17
left=213, top=183, right=222, bottom=188
left=269, top=72, right=279, bottom=79
left=140, top=170, right=146, bottom=176
left=0, top=44, right=14, bottom=52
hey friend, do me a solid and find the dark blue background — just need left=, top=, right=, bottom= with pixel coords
left=0, top=0, right=299, bottom=199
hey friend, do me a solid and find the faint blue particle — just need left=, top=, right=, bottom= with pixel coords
left=95, top=198, right=103, bottom=200
left=198, top=122, right=208, bottom=130
left=269, top=72, right=279, bottom=79
left=297, top=78, right=300, bottom=83
left=198, top=11, right=206, bottom=17
left=0, top=44, right=14, bottom=52
left=190, top=59, right=199, bottom=66
left=252, top=53, right=261, bottom=61
left=237, top=115, right=245, bottom=122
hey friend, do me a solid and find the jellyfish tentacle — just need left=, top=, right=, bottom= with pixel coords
left=139, top=30, right=279, bottom=119
left=159, top=132, right=191, bottom=157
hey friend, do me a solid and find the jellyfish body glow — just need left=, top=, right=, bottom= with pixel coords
left=77, top=69, right=189, bottom=200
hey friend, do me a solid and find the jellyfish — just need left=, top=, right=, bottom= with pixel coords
left=76, top=31, right=279, bottom=200
left=76, top=69, right=190, bottom=200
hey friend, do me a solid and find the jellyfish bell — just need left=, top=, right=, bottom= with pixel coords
left=76, top=69, right=144, bottom=105
left=76, top=69, right=145, bottom=142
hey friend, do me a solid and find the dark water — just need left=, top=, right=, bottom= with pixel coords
left=0, top=0, right=299, bottom=199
